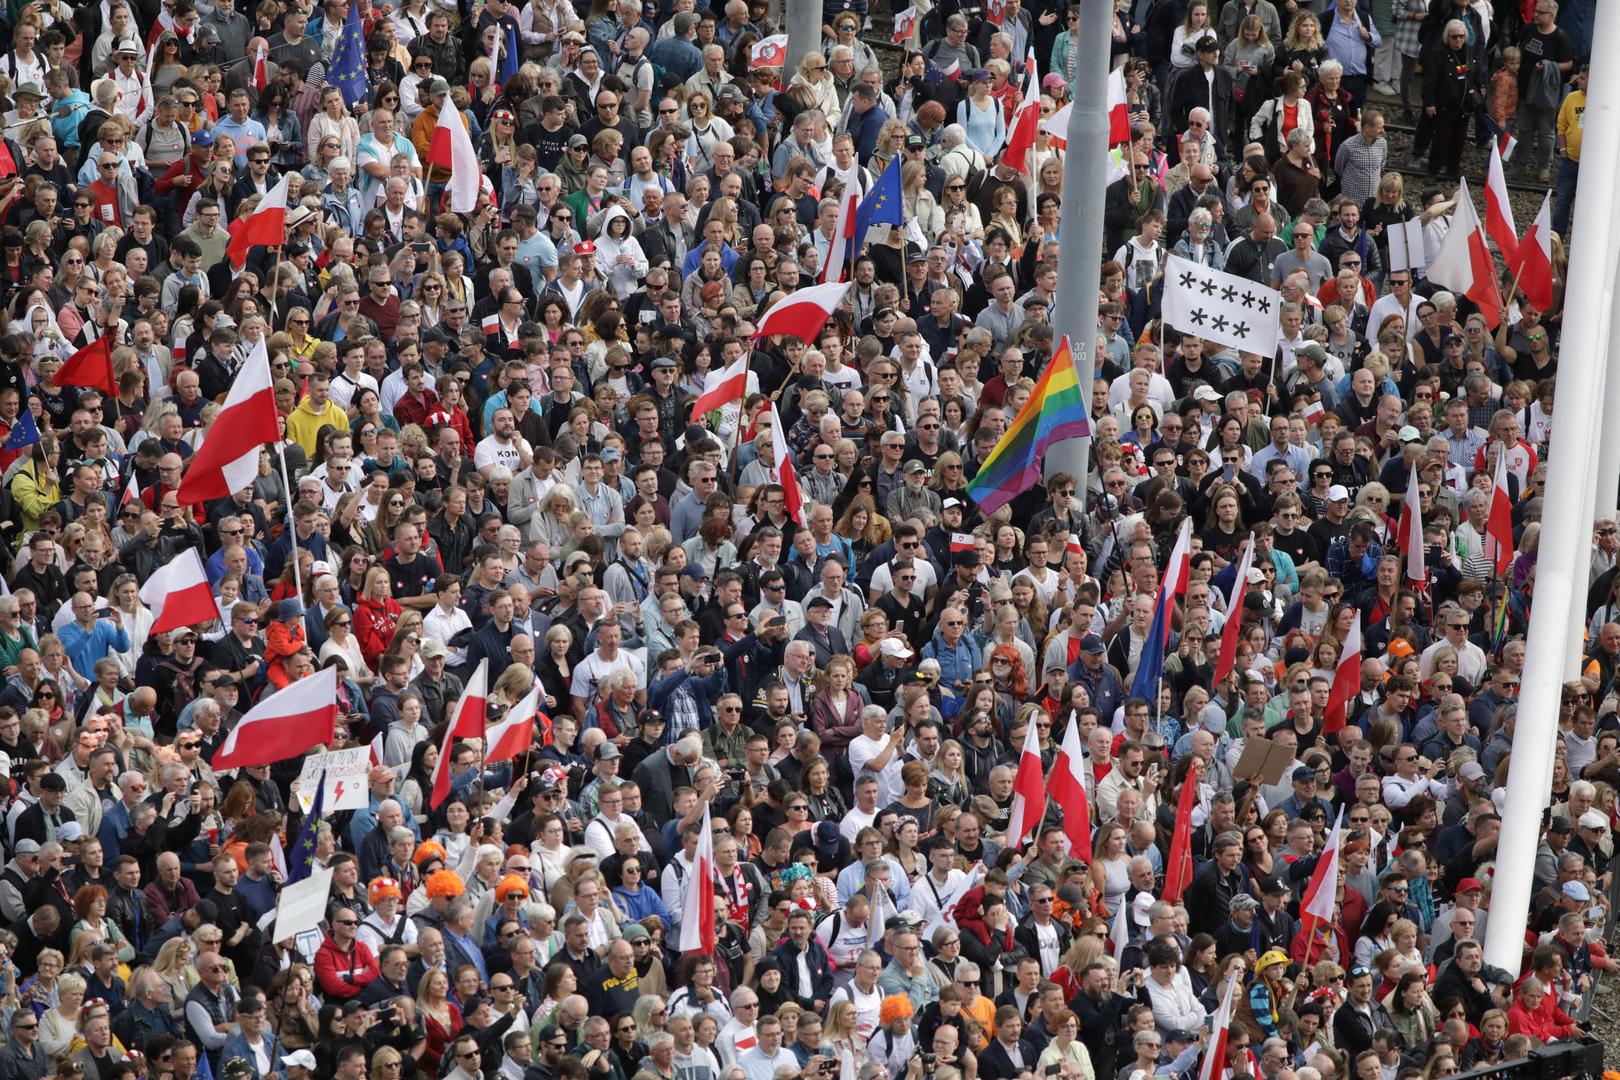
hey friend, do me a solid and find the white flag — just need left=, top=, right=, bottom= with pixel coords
left=1162, top=254, right=1282, bottom=357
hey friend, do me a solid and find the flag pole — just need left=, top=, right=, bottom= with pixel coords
left=276, top=441, right=303, bottom=601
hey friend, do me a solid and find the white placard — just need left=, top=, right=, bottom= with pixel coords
left=1388, top=218, right=1427, bottom=273
left=271, top=866, right=334, bottom=945
left=295, top=747, right=371, bottom=813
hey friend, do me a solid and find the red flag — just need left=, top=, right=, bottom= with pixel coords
left=430, top=660, right=489, bottom=807
left=1397, top=461, right=1426, bottom=586
left=986, top=0, right=1005, bottom=23
left=688, top=355, right=750, bottom=421
left=678, top=802, right=717, bottom=955
left=211, top=667, right=338, bottom=771
left=768, top=402, right=804, bottom=526
left=1301, top=807, right=1344, bottom=927
left=1427, top=178, right=1502, bottom=329
left=138, top=548, right=220, bottom=634
left=891, top=6, right=919, bottom=43
left=1005, top=713, right=1047, bottom=850
left=1161, top=759, right=1200, bottom=902
left=1107, top=66, right=1130, bottom=144
left=1509, top=192, right=1554, bottom=312
left=1485, top=449, right=1515, bottom=576
left=53, top=336, right=117, bottom=397
left=1198, top=972, right=1240, bottom=1080
left=1322, top=618, right=1362, bottom=735
left=252, top=41, right=268, bottom=91
left=1484, top=139, right=1517, bottom=262
left=1001, top=49, right=1041, bottom=175
left=485, top=685, right=540, bottom=764
left=950, top=533, right=976, bottom=554
left=753, top=282, right=850, bottom=342
left=176, top=336, right=280, bottom=505
left=119, top=471, right=141, bottom=510
left=1050, top=715, right=1093, bottom=862
left=226, top=173, right=291, bottom=268
left=748, top=35, right=788, bottom=69
left=1213, top=537, right=1254, bottom=686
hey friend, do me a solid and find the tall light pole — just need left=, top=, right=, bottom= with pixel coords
left=1047, top=0, right=1112, bottom=485
left=1483, top=0, right=1620, bottom=975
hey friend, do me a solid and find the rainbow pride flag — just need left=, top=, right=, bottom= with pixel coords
left=965, top=335, right=1091, bottom=515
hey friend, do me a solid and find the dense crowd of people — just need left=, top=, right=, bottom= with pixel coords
left=0, top=0, right=1601, bottom=1079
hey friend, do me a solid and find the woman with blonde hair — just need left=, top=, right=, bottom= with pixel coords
left=788, top=53, right=840, bottom=121
left=823, top=999, right=860, bottom=1075
left=37, top=971, right=86, bottom=1058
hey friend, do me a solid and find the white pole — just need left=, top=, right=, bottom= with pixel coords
left=1483, top=0, right=1620, bottom=976
left=1594, top=285, right=1620, bottom=522
left=276, top=442, right=303, bottom=602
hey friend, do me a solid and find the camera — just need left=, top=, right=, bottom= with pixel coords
left=922, top=1055, right=936, bottom=1067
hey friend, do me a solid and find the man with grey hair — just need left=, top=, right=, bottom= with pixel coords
left=631, top=733, right=704, bottom=821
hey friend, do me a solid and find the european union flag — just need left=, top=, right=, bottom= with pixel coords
left=285, top=769, right=327, bottom=886
left=496, top=23, right=520, bottom=85
left=856, top=154, right=904, bottom=243
left=327, top=1, right=369, bottom=109
left=2, top=408, right=38, bottom=452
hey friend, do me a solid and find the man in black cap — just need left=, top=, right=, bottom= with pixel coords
left=1168, top=35, right=1235, bottom=160
left=13, top=772, right=73, bottom=847
left=1069, top=635, right=1124, bottom=724
left=794, top=595, right=848, bottom=670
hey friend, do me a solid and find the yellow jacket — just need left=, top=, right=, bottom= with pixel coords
left=285, top=397, right=350, bottom=456
left=1558, top=90, right=1585, bottom=163
left=9, top=459, right=59, bottom=533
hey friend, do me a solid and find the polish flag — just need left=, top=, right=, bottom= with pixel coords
left=768, top=402, right=804, bottom=526
left=1322, top=618, right=1362, bottom=735
left=211, top=667, right=338, bottom=771
left=891, top=6, right=919, bottom=43
left=689, top=355, right=750, bottom=421
left=678, top=801, right=717, bottom=955
left=430, top=659, right=489, bottom=807
left=1213, top=537, right=1254, bottom=686
left=820, top=187, right=858, bottom=285
left=139, top=547, right=222, bottom=634
left=1509, top=192, right=1554, bottom=312
left=748, top=35, right=788, bottom=69
left=1041, top=102, right=1070, bottom=150
left=1005, top=712, right=1047, bottom=850
left=1484, top=139, right=1517, bottom=262
left=1198, top=971, right=1240, bottom=1080
left=986, top=0, right=1005, bottom=24
left=753, top=281, right=850, bottom=342
left=53, top=337, right=117, bottom=398
left=428, top=96, right=481, bottom=214
left=1485, top=448, right=1515, bottom=576
left=1107, top=66, right=1130, bottom=144
left=1498, top=131, right=1518, bottom=162
left=951, top=533, right=977, bottom=554
left=119, top=472, right=141, bottom=511
left=1000, top=48, right=1041, bottom=175
left=176, top=335, right=279, bottom=504
left=226, top=172, right=291, bottom=268
left=1427, top=178, right=1502, bottom=329
left=1109, top=888, right=1130, bottom=955
left=1300, top=807, right=1344, bottom=929
left=252, top=41, right=268, bottom=90
left=1049, top=715, right=1093, bottom=861
left=1162, top=758, right=1200, bottom=902
left=485, top=685, right=541, bottom=764
left=1397, top=461, right=1425, bottom=586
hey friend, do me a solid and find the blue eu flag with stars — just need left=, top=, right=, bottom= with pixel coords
left=856, top=154, right=904, bottom=243
left=286, top=769, right=328, bottom=886
left=2, top=408, right=38, bottom=452
left=327, top=1, right=369, bottom=108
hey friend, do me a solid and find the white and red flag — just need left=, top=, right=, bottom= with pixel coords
left=226, top=173, right=291, bottom=267
left=139, top=547, right=222, bottom=634
left=1322, top=618, right=1362, bottom=734
left=430, top=660, right=489, bottom=807
left=1049, top=715, right=1093, bottom=861
left=768, top=402, right=804, bottom=525
left=212, top=667, right=338, bottom=771
left=428, top=96, right=481, bottom=214
left=689, top=355, right=750, bottom=421
left=176, top=335, right=279, bottom=504
left=1485, top=449, right=1515, bottom=576
left=678, top=802, right=717, bottom=955
left=749, top=35, right=788, bottom=69
left=1509, top=192, right=1555, bottom=312
left=1213, top=537, right=1254, bottom=686
left=485, top=685, right=541, bottom=764
left=1427, top=178, right=1503, bottom=328
left=753, top=282, right=850, bottom=342
left=1004, top=712, right=1047, bottom=849
left=1484, top=138, right=1517, bottom=261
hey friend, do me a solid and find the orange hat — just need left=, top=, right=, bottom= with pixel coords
left=496, top=874, right=530, bottom=902
left=878, top=995, right=914, bottom=1026
left=1388, top=639, right=1415, bottom=660
left=425, top=870, right=466, bottom=899
left=413, top=840, right=447, bottom=867
left=368, top=877, right=403, bottom=905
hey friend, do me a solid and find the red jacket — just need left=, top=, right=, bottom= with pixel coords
left=1507, top=996, right=1576, bottom=1043
left=354, top=596, right=403, bottom=668
left=314, top=934, right=379, bottom=999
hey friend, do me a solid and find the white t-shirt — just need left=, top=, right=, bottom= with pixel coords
left=830, top=979, right=883, bottom=1043
left=474, top=433, right=533, bottom=474
left=868, top=558, right=937, bottom=600
left=571, top=647, right=648, bottom=698
left=848, top=732, right=905, bottom=806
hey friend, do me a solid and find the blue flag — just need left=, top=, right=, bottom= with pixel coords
left=855, top=154, right=904, bottom=242
left=285, top=769, right=327, bottom=886
left=1128, top=591, right=1171, bottom=707
left=2, top=408, right=38, bottom=452
left=327, top=1, right=369, bottom=108
left=496, top=23, right=521, bottom=84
